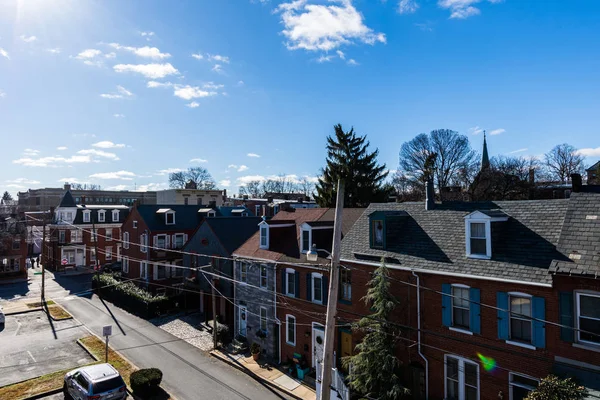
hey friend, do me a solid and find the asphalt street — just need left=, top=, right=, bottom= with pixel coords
left=1, top=270, right=292, bottom=400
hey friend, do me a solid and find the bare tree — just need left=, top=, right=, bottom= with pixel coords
left=239, top=180, right=263, bottom=198
left=297, top=177, right=316, bottom=198
left=168, top=167, right=217, bottom=189
left=70, top=183, right=102, bottom=190
left=390, top=171, right=424, bottom=201
left=544, top=143, right=585, bottom=183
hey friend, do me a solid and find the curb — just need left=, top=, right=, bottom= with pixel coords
left=47, top=304, right=74, bottom=322
left=210, top=351, right=306, bottom=400
left=5, top=307, right=42, bottom=316
left=23, top=387, right=62, bottom=400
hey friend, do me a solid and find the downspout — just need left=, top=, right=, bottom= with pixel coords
left=273, top=263, right=282, bottom=364
left=412, top=270, right=429, bottom=400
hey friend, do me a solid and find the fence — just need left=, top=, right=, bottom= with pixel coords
left=315, top=361, right=350, bottom=400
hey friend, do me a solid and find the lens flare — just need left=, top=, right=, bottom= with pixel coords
left=477, top=353, right=496, bottom=372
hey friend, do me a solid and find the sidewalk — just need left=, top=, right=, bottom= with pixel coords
left=1, top=298, right=42, bottom=315
left=211, top=349, right=316, bottom=400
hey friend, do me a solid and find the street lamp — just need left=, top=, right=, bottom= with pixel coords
left=306, top=244, right=323, bottom=262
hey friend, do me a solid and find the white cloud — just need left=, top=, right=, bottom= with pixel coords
left=275, top=0, right=386, bottom=52
left=228, top=164, right=238, bottom=169
left=414, top=22, right=434, bottom=32
left=104, top=52, right=116, bottom=59
left=438, top=0, right=500, bottom=19
left=0, top=90, right=5, bottom=97
left=100, top=93, right=122, bottom=99
left=238, top=165, right=249, bottom=172
left=237, top=175, right=266, bottom=185
left=0, top=48, right=9, bottom=59
left=186, top=102, right=200, bottom=108
left=23, top=148, right=40, bottom=156
left=108, top=43, right=171, bottom=59
left=203, top=82, right=225, bottom=90
left=147, top=81, right=173, bottom=88
left=6, top=184, right=25, bottom=189
left=20, top=35, right=37, bottom=43
left=190, top=158, right=208, bottom=163
left=489, top=128, right=505, bottom=135
left=191, top=53, right=204, bottom=60
left=92, top=141, right=126, bottom=149
left=212, top=64, right=224, bottom=73
left=398, top=0, right=419, bottom=14
left=58, top=177, right=81, bottom=184
left=6, top=178, right=41, bottom=185
left=468, top=126, right=484, bottom=135
left=113, top=63, right=179, bottom=79
left=347, top=58, right=358, bottom=65
left=57, top=146, right=68, bottom=151
left=207, top=54, right=230, bottom=64
left=140, top=31, right=155, bottom=39
left=238, top=80, right=245, bottom=86
left=75, top=49, right=102, bottom=59
left=576, top=147, right=600, bottom=157
left=156, top=168, right=183, bottom=176
left=135, top=182, right=167, bottom=192
left=336, top=50, right=345, bottom=59
left=89, top=170, right=136, bottom=180
left=117, top=85, right=133, bottom=96
left=46, top=48, right=62, bottom=54
left=106, top=184, right=130, bottom=191
left=174, top=85, right=217, bottom=100
left=77, top=149, right=119, bottom=160
left=317, top=55, right=333, bottom=63
left=508, top=148, right=528, bottom=154
left=113, top=114, right=125, bottom=118
left=219, top=180, right=231, bottom=187
left=247, top=153, right=261, bottom=158
left=13, top=155, right=92, bottom=167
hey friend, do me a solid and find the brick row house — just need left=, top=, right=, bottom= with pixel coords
left=0, top=215, right=28, bottom=281
left=334, top=189, right=600, bottom=399
left=45, top=191, right=129, bottom=270
left=231, top=208, right=364, bottom=365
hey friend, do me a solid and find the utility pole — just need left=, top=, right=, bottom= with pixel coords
left=41, top=211, right=48, bottom=303
left=211, top=259, right=218, bottom=350
left=319, top=180, right=344, bottom=400
left=92, top=216, right=100, bottom=298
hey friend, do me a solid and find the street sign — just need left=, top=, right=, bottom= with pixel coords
left=102, top=325, right=112, bottom=337
left=61, top=258, right=68, bottom=266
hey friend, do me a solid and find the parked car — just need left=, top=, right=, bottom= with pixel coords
left=63, top=363, right=127, bottom=400
left=102, top=261, right=122, bottom=273
left=0, top=306, right=5, bottom=324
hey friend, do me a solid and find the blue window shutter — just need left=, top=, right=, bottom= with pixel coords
left=559, top=292, right=574, bottom=342
left=295, top=271, right=300, bottom=296
left=532, top=296, right=546, bottom=349
left=306, top=273, right=312, bottom=301
left=323, top=276, right=329, bottom=306
left=441, top=284, right=452, bottom=327
left=497, top=292, right=509, bottom=340
left=469, top=288, right=481, bottom=335
left=281, top=270, right=286, bottom=295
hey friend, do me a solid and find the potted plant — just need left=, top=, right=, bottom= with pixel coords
left=250, top=342, right=261, bottom=361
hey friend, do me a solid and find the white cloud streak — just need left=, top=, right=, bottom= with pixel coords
left=46, top=48, right=62, bottom=54
left=77, top=149, right=119, bottom=160
left=156, top=168, right=183, bottom=176
left=438, top=0, right=501, bottom=19
left=89, top=171, right=136, bottom=180
left=489, top=128, right=505, bottom=135
left=468, top=126, right=484, bottom=135
left=57, top=146, right=68, bottom=151
left=0, top=48, right=9, bottom=59
left=398, top=0, right=419, bottom=14
left=173, top=85, right=217, bottom=100
left=92, top=141, right=126, bottom=149
left=6, top=178, right=41, bottom=185
left=576, top=147, right=600, bottom=157
left=238, top=165, right=249, bottom=172
left=13, top=155, right=92, bottom=167
left=219, top=180, right=231, bottom=187
left=247, top=153, right=261, bottom=158
left=508, top=148, right=528, bottom=154
left=113, top=63, right=179, bottom=79
left=108, top=43, right=171, bottom=59
left=207, top=54, right=230, bottom=63
left=190, top=158, right=208, bottom=163
left=20, top=35, right=37, bottom=43
left=186, top=101, right=200, bottom=108
left=191, top=53, right=203, bottom=60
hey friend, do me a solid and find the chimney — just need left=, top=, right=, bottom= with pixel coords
left=425, top=178, right=435, bottom=210
left=243, top=195, right=248, bottom=200
left=298, top=197, right=303, bottom=203
left=267, top=196, right=273, bottom=203
left=64, top=183, right=71, bottom=191
left=81, top=195, right=86, bottom=205
left=528, top=168, right=535, bottom=185
left=571, top=173, right=582, bottom=193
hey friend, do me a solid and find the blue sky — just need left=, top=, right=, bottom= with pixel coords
left=1, top=0, right=599, bottom=197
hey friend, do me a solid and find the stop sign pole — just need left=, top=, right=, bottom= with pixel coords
left=103, top=325, right=112, bottom=363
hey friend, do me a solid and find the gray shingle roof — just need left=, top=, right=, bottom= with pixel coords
left=340, top=199, right=573, bottom=284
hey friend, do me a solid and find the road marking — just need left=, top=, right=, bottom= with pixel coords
left=27, top=350, right=36, bottom=363
left=14, top=321, right=21, bottom=336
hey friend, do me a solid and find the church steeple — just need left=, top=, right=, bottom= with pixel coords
left=481, top=130, right=490, bottom=171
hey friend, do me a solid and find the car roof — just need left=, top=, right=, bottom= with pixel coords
left=80, top=363, right=119, bottom=381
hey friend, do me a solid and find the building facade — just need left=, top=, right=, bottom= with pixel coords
left=0, top=216, right=28, bottom=281
left=156, top=188, right=227, bottom=207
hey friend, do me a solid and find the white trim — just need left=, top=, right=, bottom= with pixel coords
left=508, top=293, right=533, bottom=345
left=259, top=223, right=269, bottom=250
left=165, top=211, right=176, bottom=225
left=239, top=261, right=248, bottom=283
left=465, top=219, right=491, bottom=259
left=339, top=258, right=553, bottom=287
left=449, top=327, right=473, bottom=336
left=300, top=227, right=312, bottom=254
left=83, top=210, right=91, bottom=223
left=111, top=209, right=120, bottom=222
left=123, top=232, right=130, bottom=249
left=505, top=340, right=536, bottom=350
left=509, top=372, right=538, bottom=400
left=285, top=268, right=296, bottom=297
left=575, top=291, right=600, bottom=346
left=98, top=210, right=106, bottom=223
left=311, top=272, right=324, bottom=305
left=572, top=343, right=600, bottom=353
left=554, top=355, right=600, bottom=372
left=286, top=314, right=296, bottom=346
left=451, top=284, right=471, bottom=331
left=133, top=220, right=138, bottom=229
left=444, top=354, right=480, bottom=400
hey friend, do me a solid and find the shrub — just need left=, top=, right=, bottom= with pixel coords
left=526, top=375, right=587, bottom=400
left=216, top=322, right=231, bottom=345
left=250, top=342, right=261, bottom=355
left=130, top=368, right=163, bottom=397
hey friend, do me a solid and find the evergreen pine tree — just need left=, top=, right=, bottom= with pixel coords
left=314, top=124, right=389, bottom=207
left=1, top=191, right=13, bottom=204
left=343, top=258, right=409, bottom=399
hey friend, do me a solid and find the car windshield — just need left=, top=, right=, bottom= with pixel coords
left=92, top=376, right=125, bottom=393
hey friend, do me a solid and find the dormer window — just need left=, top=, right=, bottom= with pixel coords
left=208, top=211, right=216, bottom=218
left=98, top=210, right=106, bottom=223
left=468, top=222, right=487, bottom=257
left=112, top=210, right=120, bottom=222
left=166, top=212, right=175, bottom=225
left=83, top=211, right=91, bottom=223
left=301, top=228, right=311, bottom=253
left=464, top=210, right=508, bottom=259
left=372, top=220, right=384, bottom=248
left=259, top=223, right=269, bottom=249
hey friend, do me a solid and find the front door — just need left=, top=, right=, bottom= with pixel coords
left=312, top=324, right=325, bottom=368
left=239, top=306, right=247, bottom=337
left=75, top=249, right=84, bottom=266
left=340, top=330, right=352, bottom=361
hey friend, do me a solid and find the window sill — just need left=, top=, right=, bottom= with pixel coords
left=449, top=327, right=473, bottom=336
left=286, top=342, right=296, bottom=347
left=505, top=340, right=536, bottom=350
left=466, top=254, right=491, bottom=260
left=573, top=343, right=600, bottom=353
left=339, top=299, right=352, bottom=306
left=286, top=293, right=296, bottom=298
left=312, top=301, right=323, bottom=306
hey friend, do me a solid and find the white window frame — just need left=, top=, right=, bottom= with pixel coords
left=156, top=234, right=168, bottom=249
left=312, top=272, right=324, bottom=305
left=133, top=220, right=138, bottom=229
left=340, top=267, right=352, bottom=302
left=141, top=234, right=148, bottom=253
left=286, top=314, right=296, bottom=346
left=451, top=284, right=471, bottom=332
left=140, top=261, right=147, bottom=279
left=59, top=230, right=66, bottom=244
left=259, top=223, right=269, bottom=249
left=112, top=210, right=119, bottom=222
left=301, top=228, right=312, bottom=253
left=83, top=211, right=91, bottom=223
left=509, top=372, right=538, bottom=400
left=240, top=262, right=248, bottom=283
left=260, top=307, right=268, bottom=332
left=255, top=205, right=261, bottom=217
left=165, top=212, right=175, bottom=225
left=260, top=264, right=268, bottom=288
left=286, top=268, right=296, bottom=297
left=66, top=211, right=73, bottom=222
left=123, top=257, right=129, bottom=274
left=173, top=233, right=185, bottom=249
left=465, top=219, right=491, bottom=259
left=444, top=354, right=480, bottom=400
left=273, top=205, right=280, bottom=215
left=106, top=229, right=113, bottom=241
left=508, top=292, right=533, bottom=346
left=207, top=211, right=216, bottom=218
left=98, top=210, right=106, bottom=223
left=105, top=246, right=112, bottom=260
left=576, top=292, right=600, bottom=346
left=123, top=232, right=129, bottom=249
left=90, top=249, right=96, bottom=263
left=71, top=230, right=81, bottom=243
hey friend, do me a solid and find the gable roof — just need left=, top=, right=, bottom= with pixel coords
left=202, top=217, right=262, bottom=254
left=340, top=200, right=572, bottom=285
left=586, top=161, right=600, bottom=172
left=136, top=204, right=205, bottom=232
left=58, top=191, right=77, bottom=208
left=233, top=208, right=365, bottom=263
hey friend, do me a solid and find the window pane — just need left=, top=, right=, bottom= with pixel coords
left=580, top=295, right=600, bottom=319
left=446, top=379, right=459, bottom=400
left=464, top=362, right=478, bottom=387
left=511, top=297, right=531, bottom=317
left=446, top=357, right=458, bottom=380
left=302, top=231, right=310, bottom=251
left=470, top=223, right=486, bottom=238
left=512, top=386, right=532, bottom=400
left=511, top=319, right=532, bottom=342
left=287, top=273, right=295, bottom=295
left=465, top=386, right=478, bottom=400
left=373, top=220, right=384, bottom=246
left=511, top=374, right=538, bottom=387
left=579, top=317, right=600, bottom=343
left=470, top=238, right=487, bottom=255
left=314, top=277, right=322, bottom=301
left=453, top=287, right=470, bottom=308
left=453, top=308, right=470, bottom=329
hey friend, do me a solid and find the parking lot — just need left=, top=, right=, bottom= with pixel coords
left=0, top=311, right=93, bottom=387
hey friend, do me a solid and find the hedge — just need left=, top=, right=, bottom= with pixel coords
left=92, top=273, right=172, bottom=319
left=130, top=368, right=163, bottom=397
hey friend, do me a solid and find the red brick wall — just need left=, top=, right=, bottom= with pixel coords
left=121, top=207, right=148, bottom=280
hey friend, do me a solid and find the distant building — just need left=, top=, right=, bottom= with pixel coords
left=18, top=183, right=156, bottom=211
left=156, top=188, right=227, bottom=207
left=0, top=215, right=28, bottom=282
left=587, top=161, right=600, bottom=184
